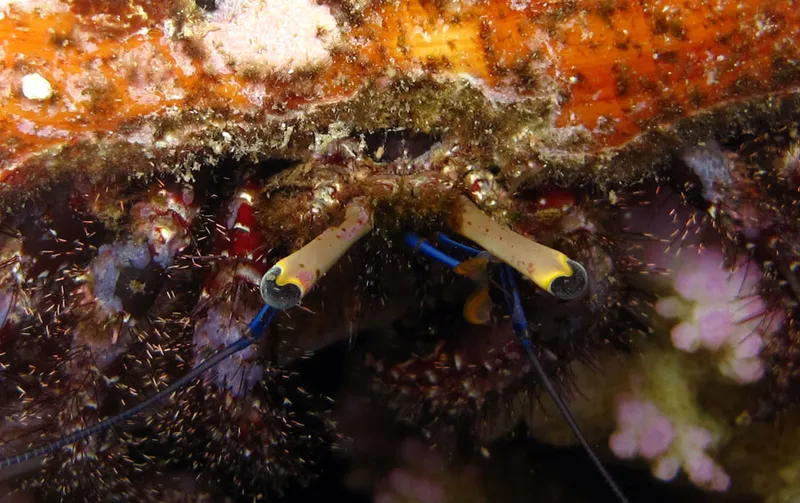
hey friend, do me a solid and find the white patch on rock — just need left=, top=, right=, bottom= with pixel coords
left=1, top=0, right=69, bottom=18
left=200, top=0, right=341, bottom=75
left=21, top=73, right=53, bottom=101
left=509, top=0, right=530, bottom=11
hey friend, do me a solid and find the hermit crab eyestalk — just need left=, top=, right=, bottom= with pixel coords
left=450, top=196, right=588, bottom=300
left=259, top=197, right=373, bottom=310
left=549, top=258, right=588, bottom=300
left=260, top=265, right=304, bottom=310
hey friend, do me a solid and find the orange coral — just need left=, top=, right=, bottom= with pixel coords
left=0, top=0, right=798, bottom=185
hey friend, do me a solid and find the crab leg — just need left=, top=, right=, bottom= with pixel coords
left=193, top=177, right=270, bottom=396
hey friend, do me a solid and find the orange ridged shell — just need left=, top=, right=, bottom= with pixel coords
left=0, top=0, right=798, bottom=186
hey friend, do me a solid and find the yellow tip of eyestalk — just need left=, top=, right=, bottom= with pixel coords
left=451, top=196, right=587, bottom=300
left=260, top=198, right=373, bottom=309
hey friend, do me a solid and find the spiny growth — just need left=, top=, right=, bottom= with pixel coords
left=0, top=171, right=334, bottom=501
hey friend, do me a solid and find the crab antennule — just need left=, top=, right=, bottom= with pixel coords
left=500, top=266, right=629, bottom=503
left=404, top=233, right=462, bottom=269
left=260, top=198, right=373, bottom=310
left=0, top=305, right=276, bottom=472
left=451, top=196, right=587, bottom=300
left=435, top=232, right=482, bottom=256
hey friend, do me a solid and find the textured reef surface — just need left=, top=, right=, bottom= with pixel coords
left=0, top=0, right=799, bottom=502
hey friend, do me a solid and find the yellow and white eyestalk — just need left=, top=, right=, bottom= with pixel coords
left=260, top=198, right=373, bottom=309
left=451, top=196, right=588, bottom=300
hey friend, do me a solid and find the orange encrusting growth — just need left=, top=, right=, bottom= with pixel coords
left=554, top=0, right=800, bottom=144
left=0, top=0, right=798, bottom=182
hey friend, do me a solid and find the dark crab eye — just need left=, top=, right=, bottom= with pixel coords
left=549, top=259, right=588, bottom=300
left=260, top=265, right=303, bottom=310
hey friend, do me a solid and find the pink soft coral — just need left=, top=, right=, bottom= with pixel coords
left=654, top=249, right=784, bottom=383
left=609, top=395, right=730, bottom=492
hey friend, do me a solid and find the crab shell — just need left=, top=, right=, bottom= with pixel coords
left=0, top=0, right=798, bottom=203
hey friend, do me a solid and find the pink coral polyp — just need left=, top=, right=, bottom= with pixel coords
left=657, top=248, right=784, bottom=384
left=610, top=395, right=731, bottom=492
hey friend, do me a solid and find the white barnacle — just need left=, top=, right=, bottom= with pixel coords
left=21, top=73, right=53, bottom=101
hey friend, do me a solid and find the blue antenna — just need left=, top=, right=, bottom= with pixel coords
left=405, top=232, right=630, bottom=503
left=499, top=265, right=630, bottom=503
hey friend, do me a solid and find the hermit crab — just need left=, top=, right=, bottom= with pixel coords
left=0, top=133, right=632, bottom=500
left=1, top=0, right=800, bottom=501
